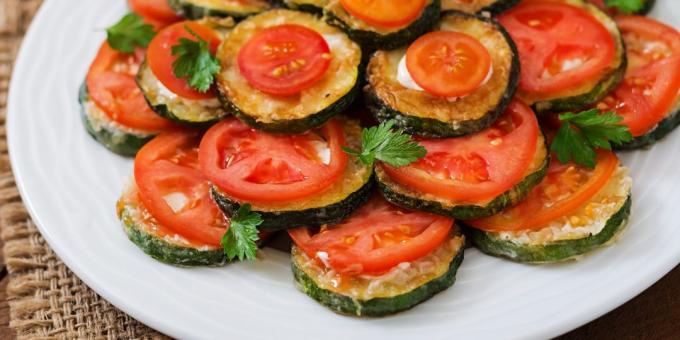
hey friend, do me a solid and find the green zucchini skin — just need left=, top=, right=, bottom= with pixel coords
left=118, top=203, right=227, bottom=267
left=79, top=82, right=154, bottom=157
left=638, top=0, right=656, bottom=15
left=324, top=0, right=441, bottom=50
left=217, top=79, right=361, bottom=134
left=210, top=175, right=374, bottom=231
left=168, top=0, right=269, bottom=19
left=615, top=108, right=680, bottom=150
left=466, top=195, right=631, bottom=263
left=282, top=0, right=325, bottom=14
left=365, top=11, right=520, bottom=138
left=377, top=154, right=550, bottom=220
left=291, top=238, right=464, bottom=316
left=442, top=0, right=521, bottom=15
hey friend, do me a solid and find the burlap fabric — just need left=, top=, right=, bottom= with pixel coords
left=0, top=1, right=166, bottom=338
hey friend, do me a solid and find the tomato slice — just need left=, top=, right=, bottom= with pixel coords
left=199, top=118, right=348, bottom=204
left=498, top=0, right=616, bottom=94
left=288, top=194, right=453, bottom=274
left=129, top=0, right=182, bottom=23
left=147, top=21, right=221, bottom=100
left=469, top=150, right=619, bottom=232
left=135, top=130, right=227, bottom=246
left=86, top=42, right=175, bottom=131
left=381, top=100, right=539, bottom=201
left=339, top=0, right=426, bottom=28
left=616, top=15, right=680, bottom=71
left=405, top=31, right=492, bottom=97
left=237, top=24, right=331, bottom=96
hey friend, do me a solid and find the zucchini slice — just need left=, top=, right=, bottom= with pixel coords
left=211, top=118, right=374, bottom=231
left=324, top=0, right=441, bottom=50
left=168, top=0, right=271, bottom=19
left=283, top=0, right=327, bottom=14
left=117, top=183, right=227, bottom=266
left=292, top=231, right=465, bottom=316
left=79, top=82, right=155, bottom=157
left=506, top=0, right=627, bottom=114
left=365, top=11, right=519, bottom=138
left=442, top=0, right=520, bottom=14
left=616, top=99, right=680, bottom=150
left=216, top=9, right=362, bottom=134
left=467, top=167, right=632, bottom=263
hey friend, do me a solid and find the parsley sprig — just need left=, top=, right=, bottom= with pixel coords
left=604, top=0, right=644, bottom=13
left=221, top=204, right=262, bottom=262
left=171, top=25, right=220, bottom=93
left=343, top=120, right=427, bottom=167
left=106, top=13, right=155, bottom=53
left=551, top=109, right=632, bottom=168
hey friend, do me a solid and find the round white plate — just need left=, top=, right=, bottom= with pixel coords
left=7, top=1, right=680, bottom=338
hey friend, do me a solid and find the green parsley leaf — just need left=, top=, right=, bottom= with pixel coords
left=343, top=120, right=427, bottom=167
left=106, top=13, right=155, bottom=53
left=221, top=204, right=262, bottom=262
left=551, top=109, right=632, bottom=168
left=604, top=0, right=644, bottom=13
left=171, top=25, right=220, bottom=93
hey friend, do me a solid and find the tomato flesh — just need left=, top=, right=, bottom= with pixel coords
left=86, top=42, right=175, bottom=131
left=135, top=131, right=228, bottom=246
left=469, top=150, right=619, bottom=232
left=339, top=0, right=426, bottom=28
left=288, top=194, right=453, bottom=274
left=238, top=24, right=331, bottom=96
left=147, top=21, right=221, bottom=100
left=616, top=15, right=680, bottom=71
left=382, top=100, right=539, bottom=201
left=406, top=31, right=492, bottom=98
left=498, top=0, right=616, bottom=94
left=199, top=118, right=348, bottom=204
left=129, top=0, right=182, bottom=24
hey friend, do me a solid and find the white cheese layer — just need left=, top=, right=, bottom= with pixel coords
left=84, top=99, right=154, bottom=137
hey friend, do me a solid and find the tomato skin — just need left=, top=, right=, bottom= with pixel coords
left=382, top=100, right=540, bottom=201
left=199, top=118, right=349, bottom=204
left=288, top=194, right=453, bottom=274
left=135, top=131, right=227, bottom=246
left=405, top=31, right=492, bottom=98
left=616, top=15, right=680, bottom=71
left=237, top=24, right=332, bottom=96
left=86, top=42, right=176, bottom=131
left=469, top=150, right=619, bottom=232
left=339, top=0, right=426, bottom=28
left=129, top=0, right=182, bottom=27
left=147, top=21, right=221, bottom=100
left=498, top=0, right=616, bottom=94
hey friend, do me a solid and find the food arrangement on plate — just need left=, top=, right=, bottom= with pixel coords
left=80, top=0, right=680, bottom=316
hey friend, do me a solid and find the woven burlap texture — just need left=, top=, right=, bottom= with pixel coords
left=1, top=1, right=166, bottom=338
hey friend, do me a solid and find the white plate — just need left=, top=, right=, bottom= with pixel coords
left=7, top=1, right=680, bottom=338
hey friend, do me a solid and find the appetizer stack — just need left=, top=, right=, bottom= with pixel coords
left=80, top=0, right=680, bottom=315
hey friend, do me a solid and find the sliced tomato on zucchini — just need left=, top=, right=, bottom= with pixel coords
left=289, top=194, right=465, bottom=316
left=339, top=0, right=427, bottom=28
left=129, top=0, right=182, bottom=27
left=465, top=150, right=632, bottom=263
left=237, top=24, right=332, bottom=96
left=616, top=15, right=680, bottom=71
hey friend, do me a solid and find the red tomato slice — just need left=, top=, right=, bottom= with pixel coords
left=381, top=100, right=539, bottom=201
left=147, top=21, right=221, bottom=100
left=288, top=194, right=453, bottom=274
left=597, top=56, right=680, bottom=137
left=86, top=42, right=175, bottom=131
left=406, top=31, right=492, bottom=97
left=616, top=15, right=680, bottom=71
left=199, top=118, right=348, bottom=204
left=498, top=0, right=616, bottom=94
left=237, top=24, right=331, bottom=96
left=129, top=0, right=182, bottom=27
left=469, top=150, right=619, bottom=232
left=339, top=0, right=426, bottom=28
left=135, top=130, right=227, bottom=246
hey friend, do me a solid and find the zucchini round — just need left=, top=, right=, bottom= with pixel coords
left=79, top=81, right=155, bottom=157
left=376, top=132, right=550, bottom=220
left=442, top=0, right=520, bottom=14
left=466, top=167, right=632, bottom=263
left=168, top=0, right=271, bottom=19
left=291, top=231, right=465, bottom=316
left=210, top=118, right=374, bottom=231
left=365, top=11, right=520, bottom=138
left=283, top=0, right=327, bottom=14
left=324, top=0, right=441, bottom=50
left=216, top=9, right=362, bottom=134
left=508, top=0, right=627, bottom=114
